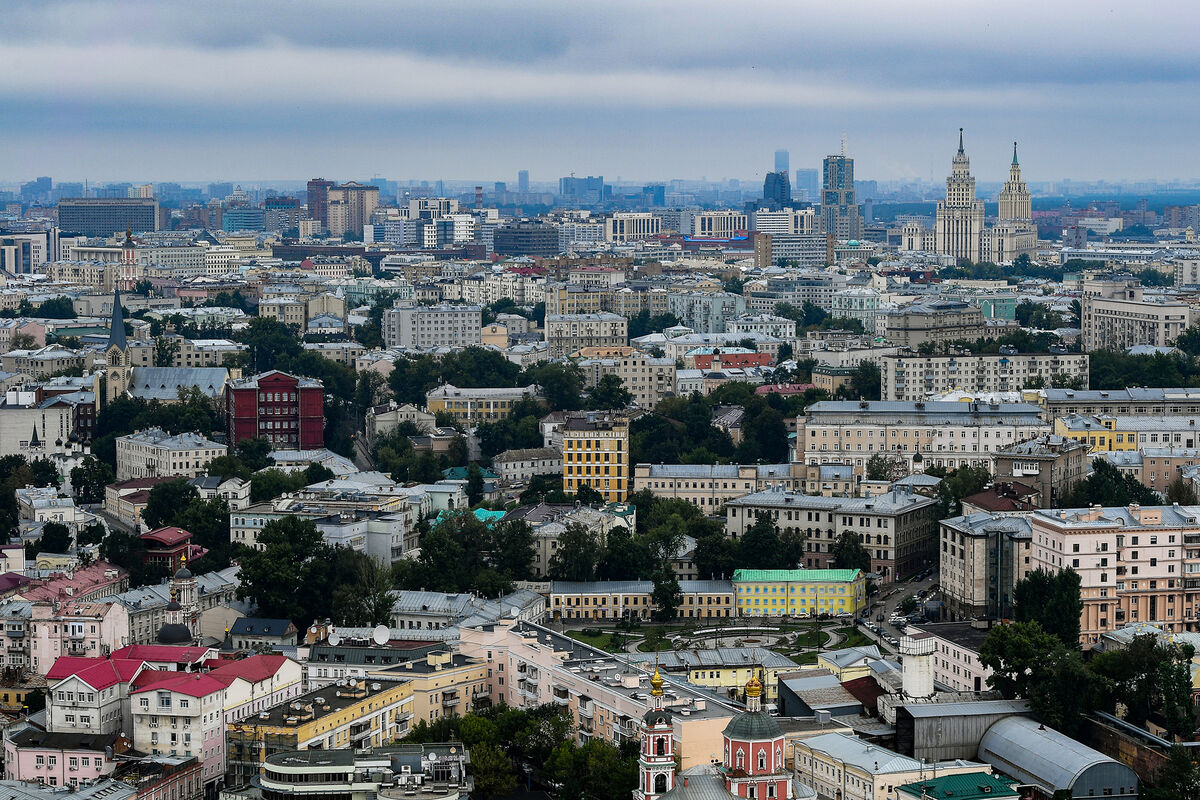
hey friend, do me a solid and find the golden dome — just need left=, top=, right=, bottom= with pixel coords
left=650, top=666, right=664, bottom=697
left=745, top=673, right=763, bottom=699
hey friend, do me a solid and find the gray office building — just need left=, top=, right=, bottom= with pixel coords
left=57, top=198, right=159, bottom=236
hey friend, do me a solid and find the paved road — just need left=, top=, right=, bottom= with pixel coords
left=857, top=570, right=940, bottom=654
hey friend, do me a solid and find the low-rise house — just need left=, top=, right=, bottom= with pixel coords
left=226, top=618, right=298, bottom=651
left=492, top=446, right=563, bottom=484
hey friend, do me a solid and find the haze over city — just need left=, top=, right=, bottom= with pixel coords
left=2, top=0, right=1200, bottom=182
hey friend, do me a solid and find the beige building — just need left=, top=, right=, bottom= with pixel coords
left=799, top=400, right=1049, bottom=476
left=683, top=210, right=748, bottom=238
left=576, top=351, right=675, bottom=409
left=258, top=297, right=306, bottom=328
left=115, top=427, right=227, bottom=482
left=1081, top=280, right=1193, bottom=351
left=935, top=131, right=986, bottom=263
left=366, top=401, right=437, bottom=445
left=877, top=300, right=987, bottom=349
left=369, top=652, right=489, bottom=726
left=992, top=434, right=1089, bottom=509
left=881, top=352, right=1089, bottom=401
left=724, top=489, right=938, bottom=583
left=544, top=284, right=606, bottom=316
left=633, top=463, right=800, bottom=514
left=1030, top=504, right=1200, bottom=644
left=549, top=580, right=735, bottom=621
left=940, top=513, right=1033, bottom=621
left=605, top=212, right=661, bottom=242
left=562, top=411, right=630, bottom=502
left=425, top=384, right=540, bottom=425
left=157, top=335, right=246, bottom=367
left=492, top=446, right=562, bottom=484
left=545, top=313, right=628, bottom=359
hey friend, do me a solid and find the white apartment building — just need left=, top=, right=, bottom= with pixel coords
left=545, top=313, right=628, bottom=358
left=751, top=208, right=817, bottom=235
left=131, top=674, right=226, bottom=785
left=726, top=314, right=796, bottom=343
left=383, top=303, right=483, bottom=349
left=829, top=288, right=883, bottom=334
left=799, top=400, right=1049, bottom=476
left=1082, top=281, right=1194, bottom=351
left=881, top=352, right=1090, bottom=402
left=605, top=213, right=662, bottom=242
left=115, top=428, right=227, bottom=482
left=681, top=211, right=748, bottom=238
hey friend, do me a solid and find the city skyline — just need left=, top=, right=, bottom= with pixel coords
left=2, top=0, right=1199, bottom=183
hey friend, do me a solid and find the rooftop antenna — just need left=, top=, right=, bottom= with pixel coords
left=841, top=133, right=847, bottom=157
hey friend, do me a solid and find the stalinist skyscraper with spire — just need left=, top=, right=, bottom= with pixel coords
left=935, top=128, right=986, bottom=262
left=929, top=129, right=1037, bottom=264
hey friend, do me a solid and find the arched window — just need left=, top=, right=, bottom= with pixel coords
left=656, top=738, right=665, bottom=756
left=775, top=747, right=782, bottom=768
left=654, top=774, right=667, bottom=794
left=737, top=749, right=745, bottom=768
left=758, top=751, right=766, bottom=771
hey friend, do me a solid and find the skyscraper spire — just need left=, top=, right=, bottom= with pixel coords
left=1013, top=141, right=1019, bottom=166
left=958, top=127, right=964, bottom=154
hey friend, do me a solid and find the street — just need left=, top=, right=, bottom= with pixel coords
left=854, top=570, right=940, bottom=655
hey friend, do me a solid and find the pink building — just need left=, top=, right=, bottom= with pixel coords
left=29, top=601, right=130, bottom=675
left=22, top=561, right=129, bottom=604
left=2, top=728, right=124, bottom=787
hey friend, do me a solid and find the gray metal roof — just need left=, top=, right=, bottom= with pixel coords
left=627, top=647, right=798, bottom=670
left=129, top=367, right=228, bottom=400
left=901, top=699, right=1030, bottom=718
left=727, top=488, right=935, bottom=514
left=978, top=716, right=1134, bottom=793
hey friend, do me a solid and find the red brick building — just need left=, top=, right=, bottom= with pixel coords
left=140, top=526, right=208, bottom=573
left=224, top=370, right=324, bottom=450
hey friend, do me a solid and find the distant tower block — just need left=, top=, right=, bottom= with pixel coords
left=901, top=633, right=936, bottom=698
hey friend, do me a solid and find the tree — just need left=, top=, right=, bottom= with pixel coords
left=865, top=454, right=904, bottom=482
left=1167, top=478, right=1198, bottom=505
left=249, top=468, right=308, bottom=503
left=979, top=620, right=1066, bottom=699
left=141, top=479, right=199, bottom=531
left=331, top=554, right=396, bottom=627
left=597, top=527, right=649, bottom=581
left=830, top=532, right=872, bottom=573
left=694, top=533, right=740, bottom=580
left=207, top=455, right=250, bottom=481
left=737, top=514, right=784, bottom=570
left=172, top=497, right=233, bottom=570
left=548, top=523, right=603, bottom=581
left=1144, top=745, right=1200, bottom=800
left=587, top=374, right=633, bottom=410
left=1012, top=568, right=1083, bottom=649
left=650, top=562, right=682, bottom=621
left=38, top=522, right=72, bottom=554
left=1062, top=459, right=1159, bottom=509
left=153, top=336, right=180, bottom=367
left=235, top=437, right=275, bottom=471
left=70, top=457, right=114, bottom=504
left=29, top=459, right=60, bottom=488
left=77, top=521, right=107, bottom=547
left=236, top=316, right=302, bottom=372
left=837, top=362, right=882, bottom=401
left=10, top=332, right=37, bottom=350
left=521, top=362, right=583, bottom=411
left=469, top=742, right=518, bottom=800
left=236, top=517, right=331, bottom=627
left=466, top=463, right=485, bottom=507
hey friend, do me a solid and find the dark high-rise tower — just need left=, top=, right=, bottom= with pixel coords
left=306, top=178, right=334, bottom=226
left=763, top=171, right=791, bottom=206
left=820, top=149, right=863, bottom=239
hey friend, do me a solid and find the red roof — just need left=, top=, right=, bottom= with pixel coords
left=46, top=657, right=147, bottom=690
left=131, top=671, right=227, bottom=698
left=208, top=655, right=290, bottom=685
left=110, top=644, right=212, bottom=664
left=141, top=527, right=192, bottom=547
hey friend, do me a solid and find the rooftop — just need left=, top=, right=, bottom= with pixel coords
left=727, top=488, right=935, bottom=515
left=241, top=678, right=408, bottom=727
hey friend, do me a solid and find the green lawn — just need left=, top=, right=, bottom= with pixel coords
left=790, top=630, right=832, bottom=648
left=832, top=626, right=875, bottom=649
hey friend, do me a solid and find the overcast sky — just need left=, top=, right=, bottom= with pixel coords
left=2, top=0, right=1197, bottom=185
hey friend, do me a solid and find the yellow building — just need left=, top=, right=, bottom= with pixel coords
left=370, top=652, right=489, bottom=725
left=561, top=412, right=630, bottom=502
left=549, top=579, right=734, bottom=621
left=732, top=569, right=866, bottom=618
left=481, top=323, right=510, bottom=348
left=1053, top=414, right=1135, bottom=452
left=226, top=678, right=413, bottom=783
left=425, top=384, right=541, bottom=424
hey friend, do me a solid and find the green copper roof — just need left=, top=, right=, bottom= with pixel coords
left=732, top=569, right=861, bottom=583
left=896, top=773, right=1018, bottom=800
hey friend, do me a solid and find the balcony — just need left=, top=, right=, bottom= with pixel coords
left=441, top=694, right=461, bottom=708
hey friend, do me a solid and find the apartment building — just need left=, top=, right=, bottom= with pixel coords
left=258, top=745, right=471, bottom=800
left=940, top=513, right=1033, bottom=621
left=1029, top=504, right=1200, bottom=643
left=665, top=291, right=748, bottom=334
left=877, top=300, right=988, bottom=348
left=549, top=580, right=735, bottom=621
left=561, top=412, right=630, bottom=502
left=881, top=352, right=1090, bottom=402
left=632, top=463, right=800, bottom=514
left=726, top=314, right=795, bottom=342
left=382, top=304, right=483, bottom=349
left=681, top=211, right=748, bottom=238
left=114, top=428, right=226, bottom=482
left=224, top=679, right=413, bottom=786
left=458, top=620, right=741, bottom=768
left=425, top=384, right=540, bottom=424
left=1082, top=281, right=1193, bottom=351
left=545, top=313, right=628, bottom=358
left=1042, top=387, right=1200, bottom=419
left=544, top=284, right=605, bottom=316
left=575, top=351, right=675, bottom=409
left=751, top=208, right=817, bottom=235
left=909, top=622, right=995, bottom=694
left=492, top=446, right=562, bottom=484
left=1054, top=414, right=1200, bottom=453
left=992, top=435, right=1089, bottom=508
left=130, top=672, right=227, bottom=788
left=605, top=212, right=662, bottom=242
left=725, top=489, right=937, bottom=582
left=799, top=400, right=1049, bottom=476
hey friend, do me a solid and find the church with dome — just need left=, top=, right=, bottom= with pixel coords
left=155, top=555, right=200, bottom=645
left=636, top=669, right=810, bottom=800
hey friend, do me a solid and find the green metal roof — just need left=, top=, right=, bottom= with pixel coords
left=731, top=569, right=861, bottom=583
left=896, top=773, right=1017, bottom=800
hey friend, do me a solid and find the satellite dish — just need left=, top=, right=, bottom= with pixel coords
left=372, top=624, right=390, bottom=645
left=327, top=634, right=341, bottom=647
left=348, top=678, right=357, bottom=688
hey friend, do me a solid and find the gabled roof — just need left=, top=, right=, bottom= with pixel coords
left=131, top=671, right=228, bottom=698
left=141, top=526, right=192, bottom=546
left=207, top=654, right=291, bottom=685
left=109, top=644, right=212, bottom=664
left=46, top=657, right=147, bottom=690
